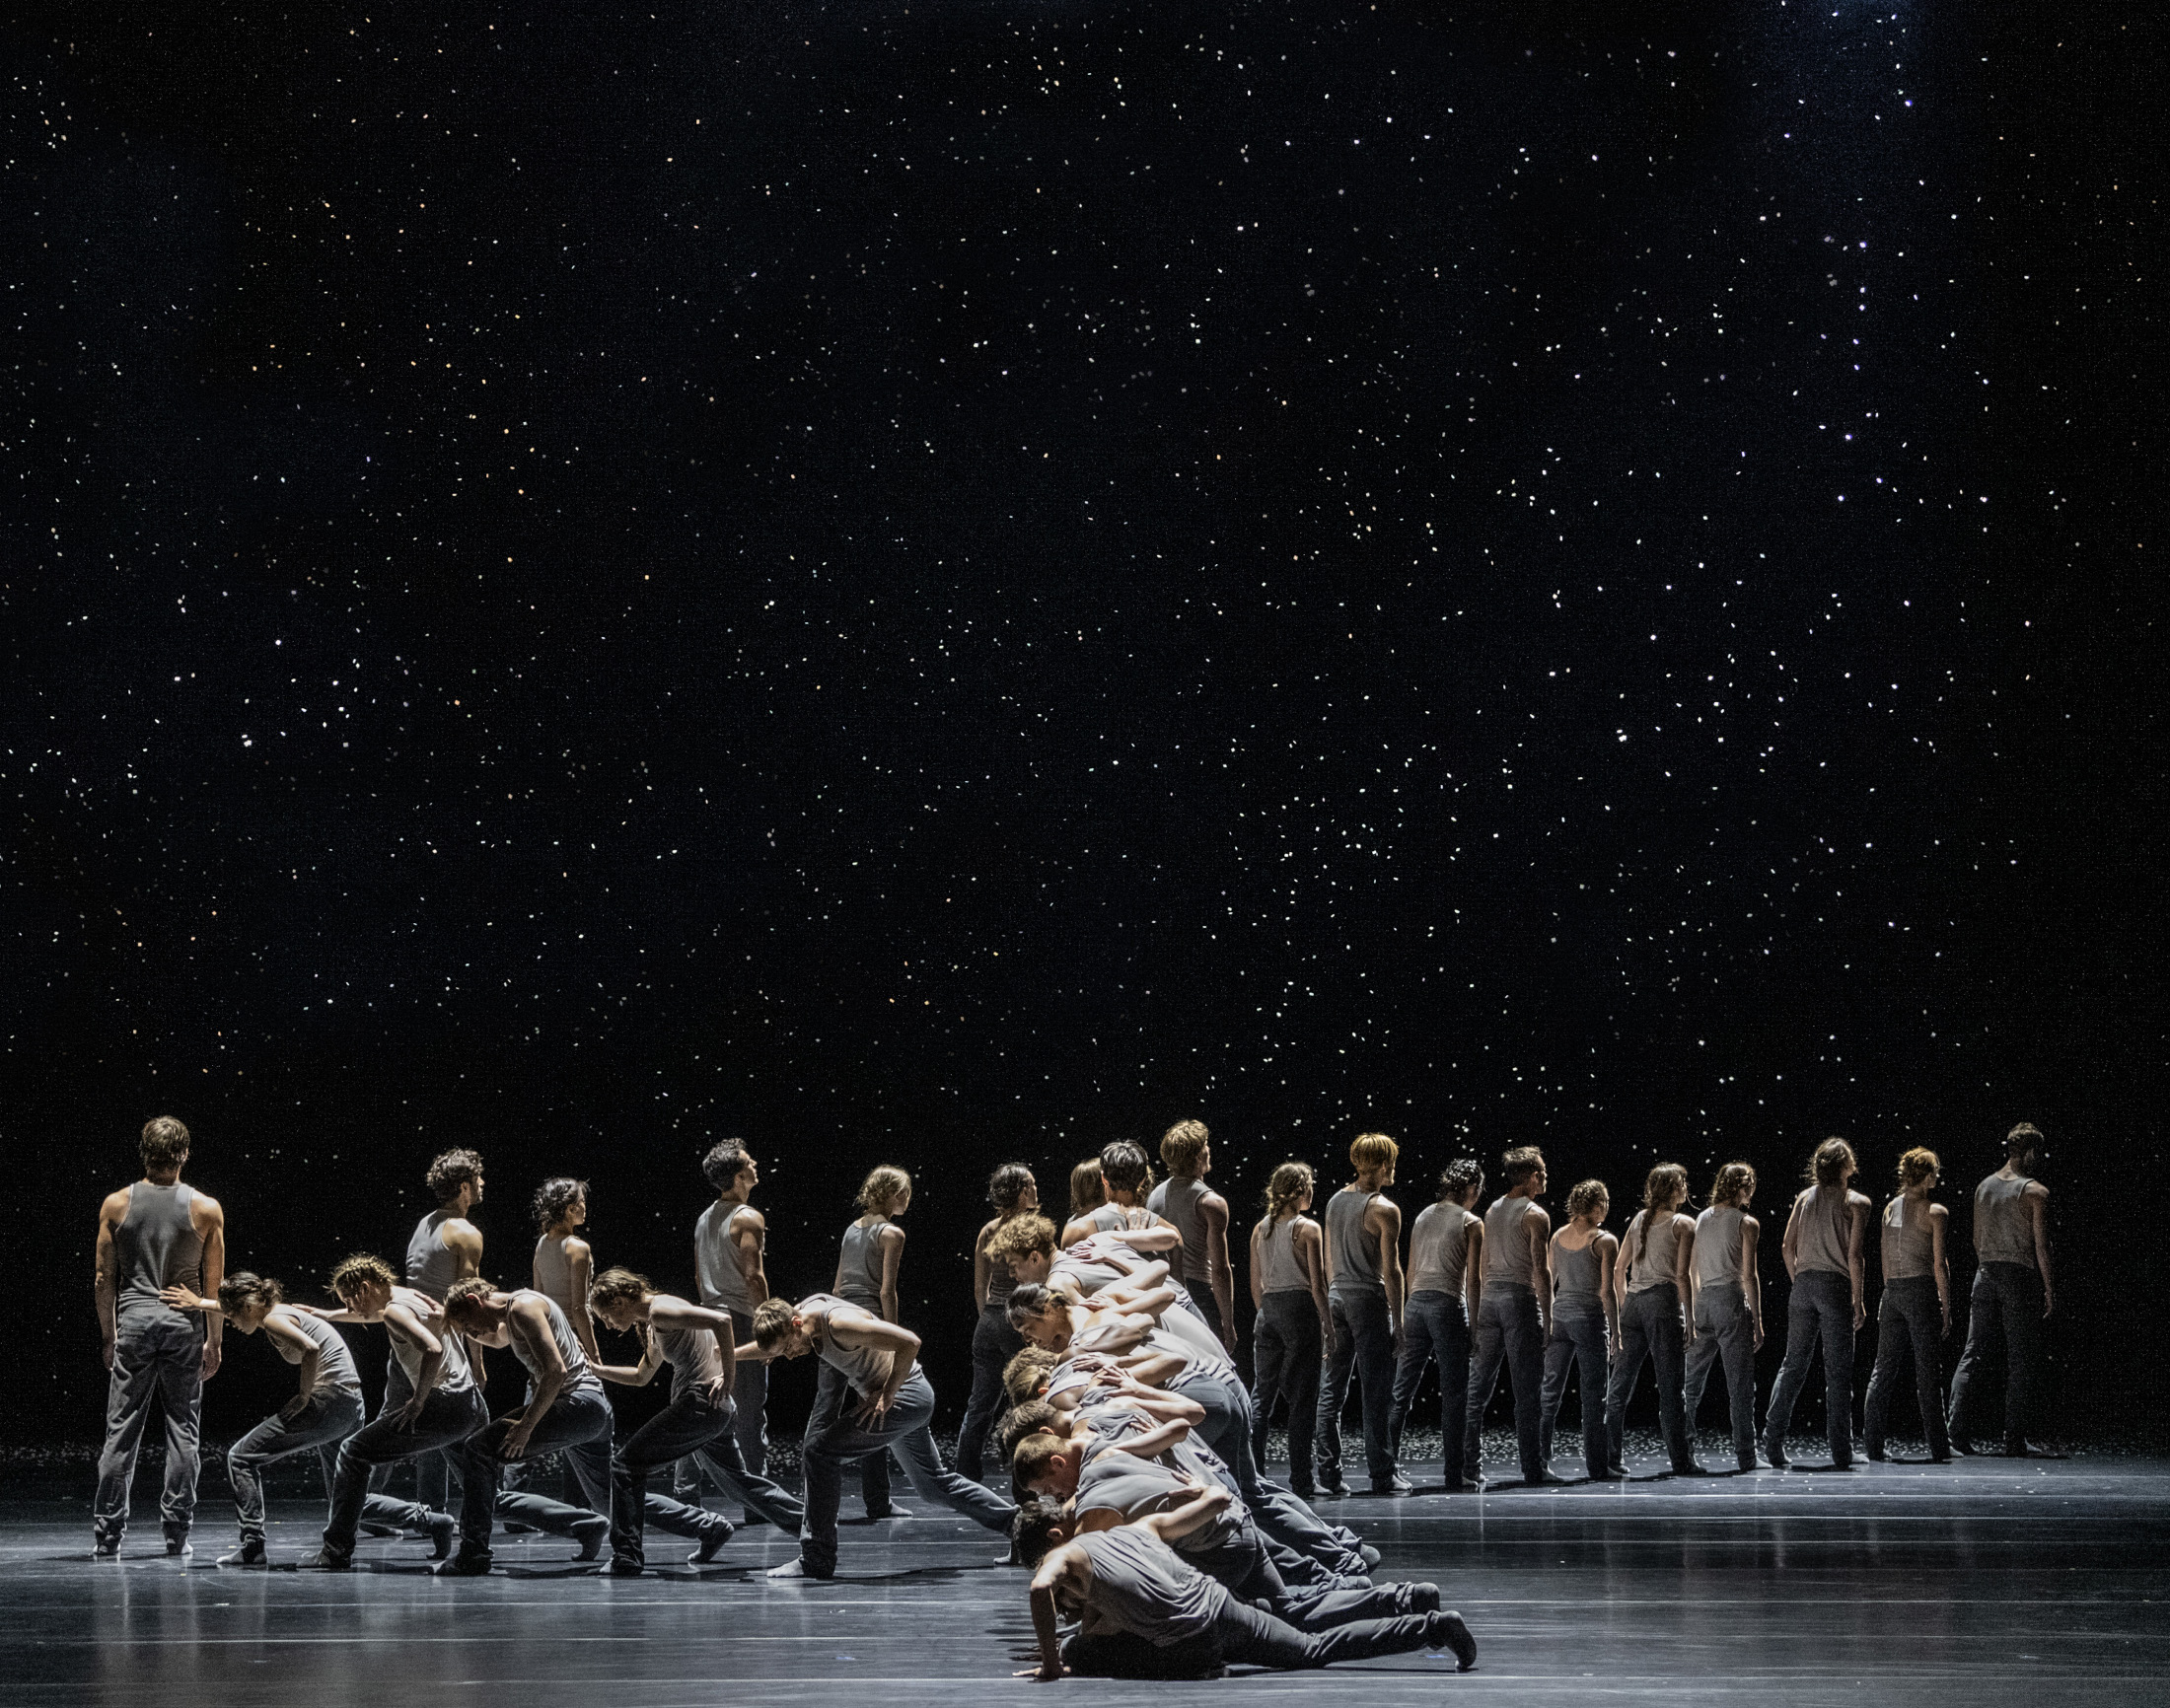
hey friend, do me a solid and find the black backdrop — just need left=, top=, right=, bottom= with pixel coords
left=6, top=0, right=2163, bottom=1450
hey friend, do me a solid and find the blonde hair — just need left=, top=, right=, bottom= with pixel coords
left=1067, top=1159, right=1106, bottom=1222
left=1349, top=1132, right=1400, bottom=1174
left=1160, top=1119, right=1210, bottom=1175
left=1002, top=1345, right=1059, bottom=1406
left=1566, top=1178, right=1610, bottom=1219
left=588, top=1267, right=651, bottom=1313
left=1897, top=1147, right=1940, bottom=1190
left=1810, top=1137, right=1857, bottom=1188
left=857, top=1165, right=911, bottom=1215
left=1710, top=1162, right=1757, bottom=1207
left=988, top=1214, right=1057, bottom=1266
left=1638, top=1164, right=1690, bottom=1258
left=1256, top=1162, right=1313, bottom=1244
left=139, top=1116, right=191, bottom=1171
left=751, top=1297, right=797, bottom=1348
left=328, top=1252, right=396, bottom=1299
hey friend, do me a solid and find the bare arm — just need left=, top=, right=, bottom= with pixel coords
left=1295, top=1221, right=1332, bottom=1350
left=975, top=1221, right=996, bottom=1313
left=1846, top=1196, right=1868, bottom=1330
left=1100, top=1224, right=1181, bottom=1255
left=1027, top=1549, right=1091, bottom=1680
left=1373, top=1199, right=1406, bottom=1332
left=383, top=1303, right=445, bottom=1425
left=1248, top=1223, right=1266, bottom=1312
left=1597, top=1233, right=1620, bottom=1345
left=444, top=1218, right=484, bottom=1280
left=1780, top=1197, right=1802, bottom=1281
left=565, top=1239, right=599, bottom=1361
left=502, top=1300, right=566, bottom=1455
left=1928, top=1205, right=1951, bottom=1332
left=733, top=1208, right=770, bottom=1310
left=1740, top=1219, right=1764, bottom=1347
left=828, top=1307, right=920, bottom=1423
left=1674, top=1216, right=1696, bottom=1341
left=653, top=1297, right=736, bottom=1400
left=1465, top=1221, right=1484, bottom=1330
left=878, top=1225, right=905, bottom=1324
left=1199, top=1192, right=1237, bottom=1346
left=591, top=1333, right=667, bottom=1388
left=2030, top=1186, right=2054, bottom=1317
left=1526, top=1203, right=1552, bottom=1328
left=260, top=1310, right=323, bottom=1418
left=94, top=1192, right=125, bottom=1369
left=1142, top=1485, right=1232, bottom=1544
left=1114, top=1415, right=1193, bottom=1458
left=1610, top=1229, right=1632, bottom=1352
left=195, top=1195, right=226, bottom=1378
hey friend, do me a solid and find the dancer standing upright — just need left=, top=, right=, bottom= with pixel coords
left=1149, top=1120, right=1238, bottom=1349
left=1060, top=1158, right=1110, bottom=1246
left=958, top=1163, right=1041, bottom=1485
left=1314, top=1133, right=1407, bottom=1496
left=1863, top=1149, right=1951, bottom=1462
left=819, top=1165, right=912, bottom=1517
left=93, top=1116, right=225, bottom=1558
left=408, top=1148, right=485, bottom=1512
left=1464, top=1147, right=1554, bottom=1488
left=1389, top=1159, right=1485, bottom=1489
left=1538, top=1177, right=1619, bottom=1483
left=1248, top=1163, right=1330, bottom=1497
left=1681, top=1163, right=1766, bottom=1472
left=692, top=1140, right=773, bottom=1505
left=1605, top=1164, right=1698, bottom=1477
left=1946, top=1124, right=2054, bottom=1457
left=533, top=1176, right=599, bottom=1363
left=1762, top=1138, right=1872, bottom=1469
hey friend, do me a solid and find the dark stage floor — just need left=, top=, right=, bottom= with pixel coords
left=6, top=1457, right=2166, bottom=1706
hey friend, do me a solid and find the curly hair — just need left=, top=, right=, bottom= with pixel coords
left=327, top=1252, right=397, bottom=1299
left=857, top=1165, right=911, bottom=1215
left=1067, top=1159, right=1107, bottom=1222
left=995, top=1398, right=1062, bottom=1464
left=1439, top=1159, right=1485, bottom=1205
left=426, top=1148, right=485, bottom=1205
left=1896, top=1148, right=1940, bottom=1191
left=1710, top=1162, right=1757, bottom=1207
left=533, top=1175, right=588, bottom=1232
left=989, top=1213, right=1058, bottom=1267
left=1160, top=1119, right=1210, bottom=1175
left=139, top=1116, right=191, bottom=1172
left=1810, top=1137, right=1857, bottom=1188
left=988, top=1162, right=1038, bottom=1216
left=217, top=1271, right=283, bottom=1315
left=702, top=1140, right=754, bottom=1192
left=1566, top=1178, right=1611, bottom=1219
left=1010, top=1497, right=1071, bottom=1568
left=2005, top=1121, right=2044, bottom=1161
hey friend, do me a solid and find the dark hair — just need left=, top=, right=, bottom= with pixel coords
left=140, top=1116, right=192, bottom=1172
left=987, top=1162, right=1037, bottom=1216
left=217, top=1271, right=282, bottom=1315
left=1637, top=1164, right=1691, bottom=1258
left=1100, top=1140, right=1153, bottom=1196
left=1501, top=1146, right=1545, bottom=1188
left=1005, top=1280, right=1062, bottom=1333
left=1438, top=1158, right=1484, bottom=1203
left=589, top=1267, right=650, bottom=1314
left=995, top=1399, right=1062, bottom=1464
left=441, top=1276, right=497, bottom=1324
left=1011, top=1497, right=1070, bottom=1568
left=426, top=1148, right=484, bottom=1204
left=533, top=1175, right=588, bottom=1231
left=2005, top=1122, right=2044, bottom=1162
left=702, top=1140, right=754, bottom=1191
left=1810, top=1137, right=1856, bottom=1188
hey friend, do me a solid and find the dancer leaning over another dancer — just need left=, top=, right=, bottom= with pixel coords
left=1149, top=1121, right=1238, bottom=1349
left=1464, top=1147, right=1555, bottom=1489
left=1016, top=1490, right=1477, bottom=1681
left=533, top=1176, right=599, bottom=1362
left=958, top=1163, right=1042, bottom=1486
left=1681, top=1164, right=1767, bottom=1473
left=1538, top=1177, right=1620, bottom=1483
left=1762, top=1138, right=1872, bottom=1470
left=749, top=1290, right=1016, bottom=1579
left=690, top=1140, right=773, bottom=1510
left=1316, top=1133, right=1408, bottom=1496
left=1060, top=1158, right=1110, bottom=1246
left=301, top=1254, right=472, bottom=1568
left=1249, top=1163, right=1331, bottom=1497
left=1389, top=1159, right=1485, bottom=1490
left=1863, top=1149, right=1950, bottom=1462
left=1946, top=1123, right=2054, bottom=1458
left=585, top=1268, right=798, bottom=1573
left=819, top=1165, right=913, bottom=1519
left=161, top=1273, right=365, bottom=1566
left=1605, top=1165, right=1698, bottom=1477
left=93, top=1116, right=225, bottom=1558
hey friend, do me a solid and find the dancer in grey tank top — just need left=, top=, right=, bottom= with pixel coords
left=959, top=1164, right=1042, bottom=1485
left=1864, top=1149, right=1951, bottom=1460
left=818, top=1166, right=912, bottom=1518
left=1250, top=1163, right=1331, bottom=1496
left=1947, top=1124, right=2055, bottom=1456
left=1465, top=1147, right=1556, bottom=1487
left=1315, top=1134, right=1408, bottom=1494
left=93, top=1117, right=226, bottom=1556
left=1149, top=1120, right=1238, bottom=1346
left=1538, top=1177, right=1621, bottom=1481
left=1763, top=1139, right=1872, bottom=1468
left=1681, top=1163, right=1767, bottom=1471
left=1391, top=1160, right=1487, bottom=1488
left=406, top=1148, right=485, bottom=1514
left=1603, top=1164, right=1699, bottom=1475
left=691, top=1139, right=774, bottom=1508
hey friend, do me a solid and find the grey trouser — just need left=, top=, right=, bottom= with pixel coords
left=1316, top=1287, right=1397, bottom=1487
left=1765, top=1268, right=1855, bottom=1465
left=1682, top=1286, right=1760, bottom=1469
left=1390, top=1289, right=1473, bottom=1482
left=228, top=1390, right=365, bottom=1541
left=324, top=1386, right=487, bottom=1558
left=1607, top=1283, right=1693, bottom=1472
left=1539, top=1299, right=1610, bottom=1478
left=1947, top=1261, right=2043, bottom=1453
left=1061, top=1601, right=1440, bottom=1675
left=956, top=1303, right=1026, bottom=1485
left=95, top=1314, right=205, bottom=1545
left=1251, top=1291, right=1322, bottom=1493
left=811, top=1353, right=892, bottom=1513
left=1465, top=1284, right=1546, bottom=1482
left=1864, top=1275, right=1948, bottom=1459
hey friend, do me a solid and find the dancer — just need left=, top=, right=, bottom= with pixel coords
left=819, top=1165, right=912, bottom=1518
left=533, top=1176, right=599, bottom=1362
left=1315, top=1133, right=1408, bottom=1496
left=1538, top=1178, right=1619, bottom=1483
left=1762, top=1138, right=1872, bottom=1469
left=585, top=1268, right=797, bottom=1573
left=1093, top=1142, right=1167, bottom=1236
left=301, top=1253, right=474, bottom=1568
left=408, top=1148, right=485, bottom=1513
left=1017, top=1491, right=1477, bottom=1680
left=1946, top=1124, right=2054, bottom=1457
left=435, top=1279, right=619, bottom=1574
left=93, top=1116, right=225, bottom=1558
left=1464, top=1147, right=1554, bottom=1489
left=1389, top=1159, right=1485, bottom=1490
left=1249, top=1163, right=1330, bottom=1497
left=160, top=1272, right=365, bottom=1566
left=1149, top=1120, right=1237, bottom=1347
left=1681, top=1164, right=1766, bottom=1472
left=1060, top=1158, right=1110, bottom=1246
left=959, top=1163, right=1042, bottom=1485
left=691, top=1139, right=773, bottom=1506
left=1863, top=1149, right=1950, bottom=1462
left=750, top=1292, right=1016, bottom=1580
left=1604, top=1164, right=1698, bottom=1477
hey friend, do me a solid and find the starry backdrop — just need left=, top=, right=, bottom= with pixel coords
left=5, top=1, right=2163, bottom=1446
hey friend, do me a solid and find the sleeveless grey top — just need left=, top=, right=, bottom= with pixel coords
left=1410, top=1202, right=1480, bottom=1295
left=836, top=1219, right=889, bottom=1307
left=1695, top=1205, right=1747, bottom=1290
left=386, top=1287, right=473, bottom=1396
left=1257, top=1216, right=1311, bottom=1295
left=1483, top=1195, right=1541, bottom=1291
left=406, top=1208, right=465, bottom=1299
left=280, top=1306, right=362, bottom=1396
left=1087, top=1202, right=1149, bottom=1234
left=115, top=1182, right=203, bottom=1324
left=983, top=1225, right=1021, bottom=1313
left=1325, top=1189, right=1383, bottom=1294
left=1051, top=1248, right=1123, bottom=1299
left=694, top=1200, right=759, bottom=1316
left=1882, top=1197, right=1935, bottom=1280
left=510, top=1290, right=602, bottom=1398
left=1147, top=1175, right=1211, bottom=1285
left=1625, top=1211, right=1685, bottom=1294
left=1076, top=1439, right=1243, bottom=1549
left=1793, top=1185, right=1865, bottom=1276
left=1974, top=1174, right=2039, bottom=1269
left=1075, top=1528, right=1230, bottom=1645
left=653, top=1307, right=726, bottom=1402
left=805, top=1292, right=910, bottom=1389
left=532, top=1234, right=582, bottom=1322
left=1551, top=1236, right=1603, bottom=1303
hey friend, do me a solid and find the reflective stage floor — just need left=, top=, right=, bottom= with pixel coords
left=6, top=1455, right=2165, bottom=1706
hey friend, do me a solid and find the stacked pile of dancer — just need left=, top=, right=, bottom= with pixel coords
left=93, top=1113, right=2054, bottom=1678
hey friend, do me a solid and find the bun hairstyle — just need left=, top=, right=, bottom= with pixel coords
left=1067, top=1159, right=1107, bottom=1222
left=1637, top=1164, right=1691, bottom=1257
left=1710, top=1162, right=1757, bottom=1208
left=1810, top=1137, right=1857, bottom=1188
left=857, top=1165, right=911, bottom=1214
left=1897, top=1147, right=1940, bottom=1190
left=328, top=1252, right=397, bottom=1298
left=988, top=1163, right=1037, bottom=1216
left=533, top=1175, right=588, bottom=1231
left=1439, top=1158, right=1486, bottom=1205
left=1004, top=1280, right=1063, bottom=1333
left=1566, top=1178, right=1610, bottom=1220
left=217, top=1272, right=283, bottom=1316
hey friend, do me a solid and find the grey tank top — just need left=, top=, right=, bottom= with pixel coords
left=653, top=1305, right=726, bottom=1401
left=836, top=1220, right=889, bottom=1307
left=1257, top=1216, right=1311, bottom=1294
left=406, top=1209, right=464, bottom=1299
left=1793, top=1186, right=1864, bottom=1276
left=694, top=1200, right=758, bottom=1316
left=1147, top=1176, right=1210, bottom=1285
left=805, top=1292, right=910, bottom=1388
left=532, top=1234, right=582, bottom=1322
left=1076, top=1440, right=1243, bottom=1550
left=1882, top=1197, right=1935, bottom=1280
left=1088, top=1202, right=1151, bottom=1235
left=1551, top=1236, right=1603, bottom=1303
left=1410, top=1202, right=1479, bottom=1295
left=386, top=1287, right=473, bottom=1396
left=984, top=1223, right=1022, bottom=1312
left=510, top=1290, right=602, bottom=1397
left=279, top=1307, right=362, bottom=1396
left=115, top=1182, right=203, bottom=1322
left=1695, top=1205, right=1746, bottom=1289
left=1626, top=1211, right=1685, bottom=1294
left=1325, top=1189, right=1383, bottom=1294
left=1483, top=1195, right=1541, bottom=1290
left=1076, top=1528, right=1229, bottom=1645
left=1974, top=1174, right=2038, bottom=1269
